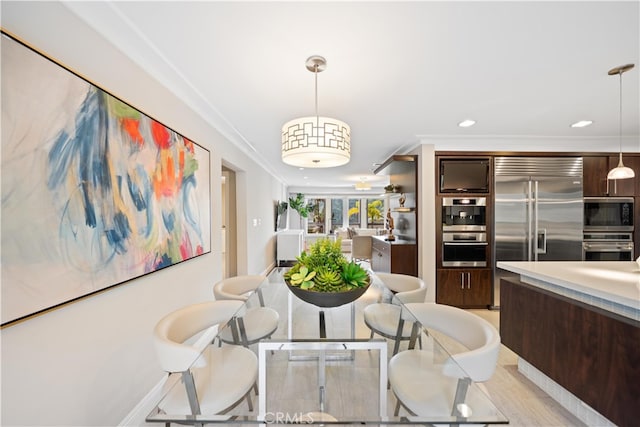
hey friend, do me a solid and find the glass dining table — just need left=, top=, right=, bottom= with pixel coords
left=146, top=267, right=509, bottom=425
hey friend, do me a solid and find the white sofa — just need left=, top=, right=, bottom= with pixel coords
left=334, top=228, right=382, bottom=253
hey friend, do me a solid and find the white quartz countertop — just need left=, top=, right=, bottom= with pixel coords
left=497, top=261, right=640, bottom=311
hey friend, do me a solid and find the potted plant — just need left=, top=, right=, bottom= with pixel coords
left=384, top=184, right=401, bottom=193
left=284, top=238, right=370, bottom=307
left=288, top=193, right=309, bottom=229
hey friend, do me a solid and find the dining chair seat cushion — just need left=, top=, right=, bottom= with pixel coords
left=363, top=304, right=415, bottom=338
left=159, top=344, right=258, bottom=415
left=218, top=306, right=279, bottom=344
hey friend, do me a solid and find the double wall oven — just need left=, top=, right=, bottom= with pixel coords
left=583, top=197, right=634, bottom=261
left=442, top=197, right=487, bottom=267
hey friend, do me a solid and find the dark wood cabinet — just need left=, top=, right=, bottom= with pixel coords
left=583, top=156, right=609, bottom=196
left=607, top=154, right=639, bottom=196
left=583, top=154, right=640, bottom=196
left=501, top=278, right=640, bottom=426
left=436, top=268, right=491, bottom=308
left=371, top=236, right=417, bottom=276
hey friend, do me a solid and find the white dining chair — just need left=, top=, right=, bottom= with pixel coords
left=351, top=235, right=373, bottom=263
left=153, top=300, right=258, bottom=418
left=388, top=302, right=501, bottom=419
left=363, top=272, right=428, bottom=356
left=213, top=275, right=279, bottom=346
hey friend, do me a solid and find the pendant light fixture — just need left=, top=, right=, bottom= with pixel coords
left=355, top=178, right=371, bottom=191
left=282, top=56, right=350, bottom=168
left=607, top=63, right=635, bottom=180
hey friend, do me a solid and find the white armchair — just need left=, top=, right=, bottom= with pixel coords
left=153, top=300, right=258, bottom=416
left=352, top=235, right=373, bottom=262
left=388, top=303, right=501, bottom=418
left=213, top=275, right=279, bottom=347
left=363, top=273, right=428, bottom=356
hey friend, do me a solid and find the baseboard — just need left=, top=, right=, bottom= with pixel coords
left=119, top=376, right=166, bottom=427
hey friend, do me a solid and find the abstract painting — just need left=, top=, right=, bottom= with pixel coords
left=1, top=33, right=211, bottom=326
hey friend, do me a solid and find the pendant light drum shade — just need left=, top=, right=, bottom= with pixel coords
left=281, top=55, right=351, bottom=168
left=282, top=116, right=351, bottom=168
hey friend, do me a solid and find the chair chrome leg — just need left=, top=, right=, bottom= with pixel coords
left=246, top=391, right=254, bottom=412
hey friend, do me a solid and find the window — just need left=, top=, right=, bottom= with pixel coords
left=348, top=199, right=360, bottom=227
left=306, top=198, right=326, bottom=234
left=366, top=198, right=384, bottom=228
left=330, top=198, right=343, bottom=231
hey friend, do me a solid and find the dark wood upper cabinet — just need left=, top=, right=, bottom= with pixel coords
left=583, top=154, right=639, bottom=197
left=583, top=156, right=609, bottom=196
left=607, top=154, right=639, bottom=196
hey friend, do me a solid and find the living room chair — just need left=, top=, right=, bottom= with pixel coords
left=213, top=275, right=279, bottom=346
left=363, top=272, right=428, bottom=356
left=153, top=300, right=258, bottom=418
left=388, top=302, right=500, bottom=418
left=351, top=235, right=373, bottom=263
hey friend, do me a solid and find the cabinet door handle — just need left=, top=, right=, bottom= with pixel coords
left=460, top=273, right=465, bottom=289
left=467, top=272, right=471, bottom=289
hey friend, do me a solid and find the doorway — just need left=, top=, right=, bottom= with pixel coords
left=221, top=166, right=237, bottom=278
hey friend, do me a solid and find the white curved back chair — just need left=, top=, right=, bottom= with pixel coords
left=351, top=235, right=373, bottom=263
left=213, top=275, right=279, bottom=346
left=153, top=300, right=258, bottom=417
left=388, top=303, right=501, bottom=418
left=363, top=273, right=428, bottom=356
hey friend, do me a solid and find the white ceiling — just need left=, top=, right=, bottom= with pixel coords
left=64, top=1, right=640, bottom=189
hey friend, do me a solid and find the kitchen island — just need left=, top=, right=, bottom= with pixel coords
left=498, top=261, right=640, bottom=427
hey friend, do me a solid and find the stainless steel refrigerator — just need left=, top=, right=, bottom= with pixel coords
left=492, top=157, right=583, bottom=308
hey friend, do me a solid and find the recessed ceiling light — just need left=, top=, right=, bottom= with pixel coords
left=299, top=167, right=305, bottom=170
left=570, top=120, right=593, bottom=128
left=458, top=119, right=476, bottom=128
left=303, top=176, right=308, bottom=179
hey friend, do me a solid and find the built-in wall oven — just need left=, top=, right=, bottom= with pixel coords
left=442, top=232, right=488, bottom=266
left=583, top=197, right=634, bottom=261
left=583, top=232, right=634, bottom=261
left=442, top=197, right=487, bottom=266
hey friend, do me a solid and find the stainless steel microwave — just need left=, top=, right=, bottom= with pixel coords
left=584, top=197, right=634, bottom=231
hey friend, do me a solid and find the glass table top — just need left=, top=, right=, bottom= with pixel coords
left=146, top=267, right=509, bottom=425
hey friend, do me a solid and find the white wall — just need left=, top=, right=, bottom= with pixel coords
left=410, top=144, right=437, bottom=302
left=0, top=2, right=284, bottom=426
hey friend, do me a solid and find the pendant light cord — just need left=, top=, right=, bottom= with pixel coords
left=315, top=64, right=319, bottom=135
left=618, top=71, right=623, bottom=166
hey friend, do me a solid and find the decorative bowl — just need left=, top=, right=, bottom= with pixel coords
left=286, top=279, right=371, bottom=308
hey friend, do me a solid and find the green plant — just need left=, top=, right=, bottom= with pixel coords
left=341, top=261, right=370, bottom=289
left=288, top=266, right=316, bottom=290
left=284, top=238, right=369, bottom=292
left=367, top=199, right=383, bottom=223
left=288, top=193, right=309, bottom=218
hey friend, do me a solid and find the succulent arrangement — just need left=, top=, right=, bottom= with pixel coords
left=284, top=238, right=370, bottom=292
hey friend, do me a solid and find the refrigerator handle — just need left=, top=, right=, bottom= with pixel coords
left=537, top=229, right=547, bottom=254
left=527, top=180, right=533, bottom=261
left=533, top=180, right=539, bottom=261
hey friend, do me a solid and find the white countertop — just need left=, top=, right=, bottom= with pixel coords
left=497, top=261, right=640, bottom=312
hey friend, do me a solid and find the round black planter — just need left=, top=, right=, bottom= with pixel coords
left=286, top=280, right=370, bottom=308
